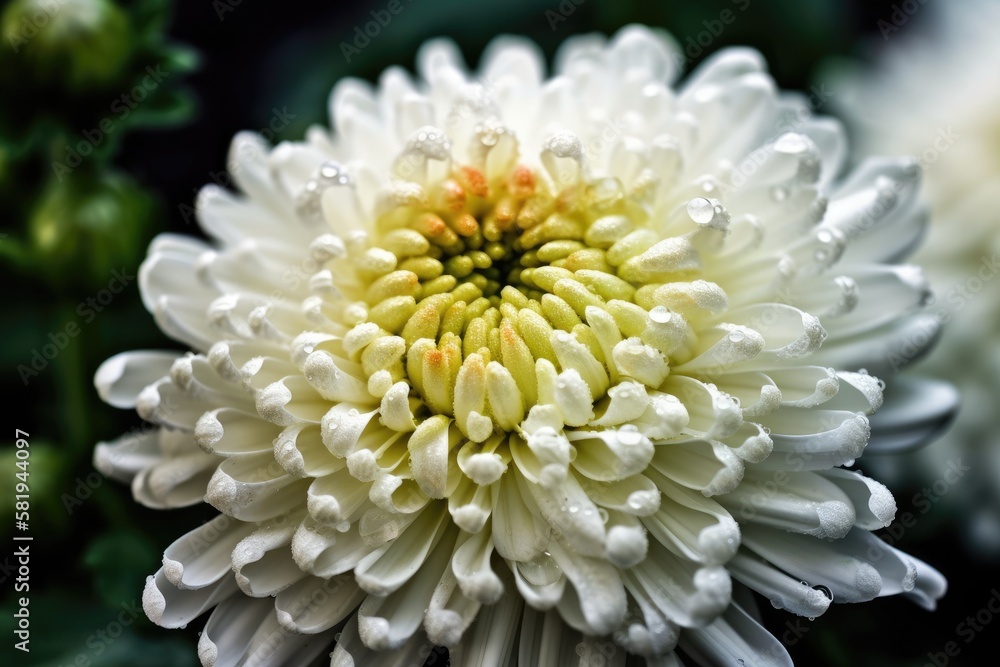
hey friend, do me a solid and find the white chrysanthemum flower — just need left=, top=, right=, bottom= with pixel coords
left=831, top=1, right=1000, bottom=552
left=95, top=26, right=948, bottom=666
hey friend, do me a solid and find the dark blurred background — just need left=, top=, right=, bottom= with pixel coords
left=2, top=0, right=997, bottom=665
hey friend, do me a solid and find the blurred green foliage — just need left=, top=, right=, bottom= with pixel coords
left=0, top=0, right=199, bottom=665
left=27, top=172, right=156, bottom=289
left=2, top=0, right=133, bottom=90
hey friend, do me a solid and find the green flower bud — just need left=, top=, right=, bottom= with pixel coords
left=28, top=172, right=154, bottom=290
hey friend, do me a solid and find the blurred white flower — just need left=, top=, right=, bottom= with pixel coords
left=95, top=25, right=949, bottom=666
left=832, top=0, right=1000, bottom=554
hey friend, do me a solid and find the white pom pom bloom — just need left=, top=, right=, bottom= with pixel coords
left=96, top=25, right=947, bottom=666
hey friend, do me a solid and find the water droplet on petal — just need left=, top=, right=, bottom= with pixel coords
left=320, top=162, right=340, bottom=179
left=771, top=186, right=789, bottom=202
left=617, top=425, right=642, bottom=446
left=687, top=197, right=715, bottom=224
left=649, top=306, right=672, bottom=324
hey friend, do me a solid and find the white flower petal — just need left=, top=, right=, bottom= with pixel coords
left=95, top=351, right=180, bottom=409
left=330, top=615, right=434, bottom=667
left=720, top=469, right=855, bottom=540
left=357, top=528, right=455, bottom=650
left=866, top=376, right=959, bottom=453
left=143, top=568, right=238, bottom=629
left=197, top=596, right=273, bottom=667
left=741, top=525, right=884, bottom=603
left=93, top=429, right=163, bottom=484
left=205, top=453, right=311, bottom=521
left=274, top=574, right=365, bottom=634
left=492, top=470, right=551, bottom=562
left=643, top=476, right=741, bottom=566
left=354, top=504, right=449, bottom=596
left=678, top=601, right=793, bottom=667
left=626, top=538, right=732, bottom=628
left=162, top=515, right=255, bottom=590
left=233, top=520, right=306, bottom=597
left=728, top=552, right=832, bottom=618
left=449, top=566, right=521, bottom=667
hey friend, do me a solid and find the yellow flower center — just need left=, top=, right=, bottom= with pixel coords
left=337, top=157, right=732, bottom=447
